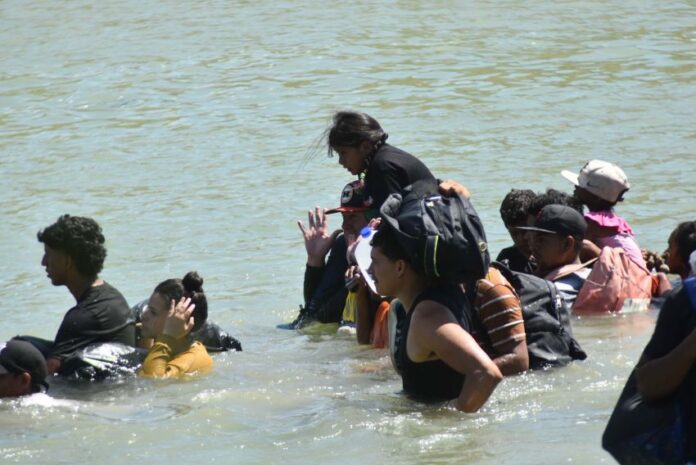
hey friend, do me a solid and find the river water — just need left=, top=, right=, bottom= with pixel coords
left=1, top=1, right=695, bottom=463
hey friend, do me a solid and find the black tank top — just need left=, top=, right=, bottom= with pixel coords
left=393, top=285, right=473, bottom=402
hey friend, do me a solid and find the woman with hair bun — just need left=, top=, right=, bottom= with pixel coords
left=138, top=272, right=213, bottom=378
left=327, top=111, right=435, bottom=212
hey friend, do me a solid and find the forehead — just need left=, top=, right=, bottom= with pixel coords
left=147, top=293, right=168, bottom=312
left=533, top=231, right=562, bottom=243
left=335, top=145, right=360, bottom=154
left=43, top=244, right=67, bottom=257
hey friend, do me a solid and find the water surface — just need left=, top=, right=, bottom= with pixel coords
left=1, top=1, right=695, bottom=463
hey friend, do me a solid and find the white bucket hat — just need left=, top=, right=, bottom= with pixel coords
left=561, top=159, right=630, bottom=203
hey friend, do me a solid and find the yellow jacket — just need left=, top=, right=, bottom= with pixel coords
left=140, top=335, right=213, bottom=379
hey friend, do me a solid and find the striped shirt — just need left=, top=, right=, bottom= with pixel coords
left=473, top=267, right=526, bottom=354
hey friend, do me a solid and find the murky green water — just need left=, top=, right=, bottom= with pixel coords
left=1, top=1, right=695, bottom=463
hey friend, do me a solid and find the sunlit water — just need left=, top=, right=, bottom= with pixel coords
left=1, top=1, right=695, bottom=463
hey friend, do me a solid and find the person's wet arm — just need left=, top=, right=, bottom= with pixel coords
left=353, top=280, right=374, bottom=345
left=636, top=291, right=696, bottom=400
left=475, top=280, right=528, bottom=375
left=636, top=327, right=696, bottom=401
left=410, top=302, right=503, bottom=412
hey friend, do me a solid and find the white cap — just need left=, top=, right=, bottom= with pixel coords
left=561, top=160, right=630, bottom=203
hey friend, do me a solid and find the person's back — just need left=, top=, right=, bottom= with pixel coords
left=52, top=282, right=134, bottom=367
left=364, top=143, right=435, bottom=211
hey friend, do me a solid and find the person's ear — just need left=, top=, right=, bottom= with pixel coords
left=395, top=259, right=406, bottom=277
left=64, top=253, right=75, bottom=271
left=18, top=372, right=32, bottom=393
left=563, top=236, right=576, bottom=254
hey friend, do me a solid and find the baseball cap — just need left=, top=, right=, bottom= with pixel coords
left=0, top=340, right=49, bottom=391
left=561, top=159, right=630, bottom=203
left=517, top=204, right=587, bottom=238
left=326, top=180, right=370, bottom=214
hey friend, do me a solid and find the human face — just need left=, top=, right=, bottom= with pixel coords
left=506, top=223, right=532, bottom=257
left=335, top=145, right=367, bottom=175
left=666, top=232, right=686, bottom=278
left=368, top=246, right=402, bottom=297
left=41, top=245, right=71, bottom=286
left=140, top=293, right=169, bottom=339
left=530, top=232, right=570, bottom=272
left=341, top=211, right=368, bottom=237
left=0, top=372, right=31, bottom=398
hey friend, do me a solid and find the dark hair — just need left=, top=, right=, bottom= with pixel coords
left=500, top=189, right=536, bottom=227
left=671, top=221, right=696, bottom=274
left=371, top=224, right=412, bottom=264
left=529, top=189, right=584, bottom=217
left=153, top=271, right=208, bottom=333
left=327, top=111, right=389, bottom=157
left=37, top=214, right=107, bottom=277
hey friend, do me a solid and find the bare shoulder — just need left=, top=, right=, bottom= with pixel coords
left=411, top=299, right=458, bottom=329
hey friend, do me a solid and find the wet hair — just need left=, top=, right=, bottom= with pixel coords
left=500, top=189, right=536, bottom=227
left=671, top=221, right=696, bottom=274
left=37, top=214, right=107, bottom=277
left=153, top=271, right=208, bottom=333
left=327, top=111, right=389, bottom=157
left=529, top=189, right=584, bottom=216
left=371, top=224, right=412, bottom=264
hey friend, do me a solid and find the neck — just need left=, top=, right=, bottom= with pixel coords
left=396, top=272, right=428, bottom=313
left=67, top=275, right=102, bottom=301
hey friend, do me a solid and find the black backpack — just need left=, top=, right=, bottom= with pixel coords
left=490, top=261, right=587, bottom=369
left=380, top=180, right=490, bottom=284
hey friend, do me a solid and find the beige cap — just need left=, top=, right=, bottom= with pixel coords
left=561, top=160, right=630, bottom=203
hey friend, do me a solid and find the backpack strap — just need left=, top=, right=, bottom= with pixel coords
left=543, top=258, right=597, bottom=282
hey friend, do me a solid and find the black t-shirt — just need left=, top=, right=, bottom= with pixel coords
left=51, top=282, right=135, bottom=362
left=364, top=144, right=435, bottom=212
left=393, top=285, right=473, bottom=402
left=642, top=284, right=696, bottom=361
left=496, top=245, right=535, bottom=274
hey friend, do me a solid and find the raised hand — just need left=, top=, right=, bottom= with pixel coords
left=297, top=207, right=341, bottom=267
left=438, top=179, right=471, bottom=199
left=162, top=297, right=196, bottom=339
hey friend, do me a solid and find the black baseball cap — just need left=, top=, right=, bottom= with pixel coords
left=0, top=340, right=49, bottom=391
left=517, top=204, right=587, bottom=238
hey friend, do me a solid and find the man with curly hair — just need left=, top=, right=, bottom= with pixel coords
left=496, top=189, right=537, bottom=273
left=36, top=214, right=135, bottom=374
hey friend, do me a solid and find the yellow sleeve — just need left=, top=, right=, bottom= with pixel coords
left=140, top=337, right=213, bottom=379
